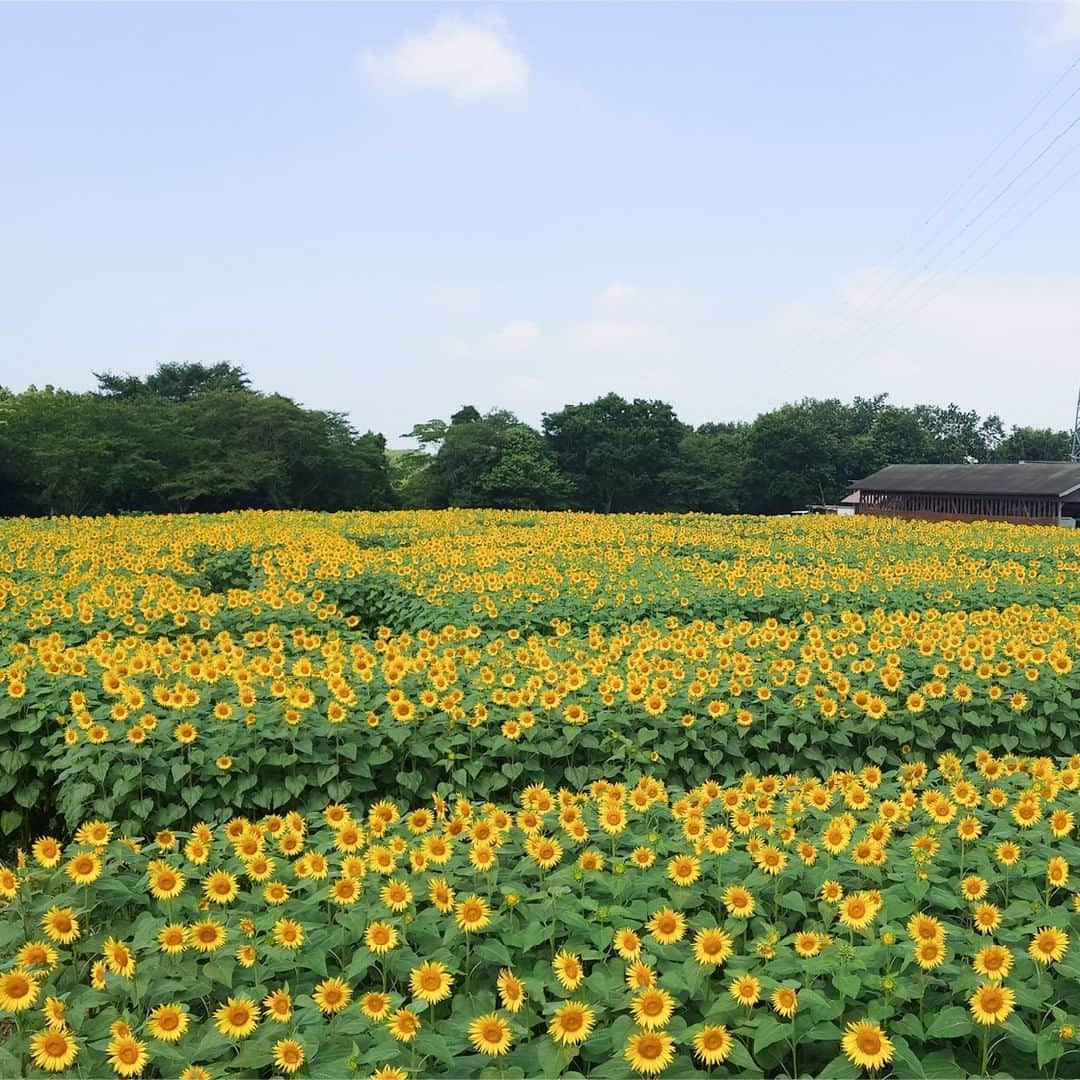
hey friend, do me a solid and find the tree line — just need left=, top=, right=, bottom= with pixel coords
left=0, top=364, right=1072, bottom=517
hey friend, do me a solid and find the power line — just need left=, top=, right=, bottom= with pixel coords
left=792, top=52, right=1080, bottom=366
left=839, top=110, right=1080, bottom=357
left=849, top=159, right=1080, bottom=362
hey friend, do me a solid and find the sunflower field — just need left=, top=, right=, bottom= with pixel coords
left=1, top=509, right=1080, bottom=1077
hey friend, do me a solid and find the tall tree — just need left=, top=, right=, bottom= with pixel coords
left=96, top=361, right=251, bottom=401
left=542, top=393, right=687, bottom=512
left=991, top=426, right=1071, bottom=462
left=664, top=423, right=748, bottom=513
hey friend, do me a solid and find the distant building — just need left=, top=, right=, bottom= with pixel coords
left=848, top=463, right=1080, bottom=526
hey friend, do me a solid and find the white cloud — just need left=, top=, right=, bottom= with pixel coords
left=491, top=320, right=539, bottom=351
left=568, top=318, right=668, bottom=352
left=360, top=12, right=528, bottom=101
left=771, top=269, right=1080, bottom=426
left=425, top=285, right=486, bottom=316
left=1032, top=1, right=1080, bottom=45
left=600, top=281, right=643, bottom=308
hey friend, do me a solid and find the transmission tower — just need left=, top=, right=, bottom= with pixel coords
left=1071, top=386, right=1080, bottom=462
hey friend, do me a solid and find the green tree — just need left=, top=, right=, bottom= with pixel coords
left=991, top=426, right=1071, bottom=462
left=408, top=409, right=570, bottom=509
left=663, top=423, right=748, bottom=513
left=909, top=403, right=1004, bottom=462
left=542, top=393, right=688, bottom=512
left=96, top=361, right=251, bottom=401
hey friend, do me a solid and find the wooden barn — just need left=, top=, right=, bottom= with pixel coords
left=848, top=463, right=1080, bottom=526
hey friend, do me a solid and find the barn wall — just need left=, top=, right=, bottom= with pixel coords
left=854, top=506, right=1059, bottom=526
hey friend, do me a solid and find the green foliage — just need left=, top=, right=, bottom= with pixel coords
left=420, top=409, right=571, bottom=510
left=543, top=393, right=688, bottom=512
left=0, top=369, right=395, bottom=516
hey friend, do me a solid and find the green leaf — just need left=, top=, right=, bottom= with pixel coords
left=925, top=1006, right=972, bottom=1040
left=780, top=890, right=807, bottom=916
left=753, top=1016, right=792, bottom=1056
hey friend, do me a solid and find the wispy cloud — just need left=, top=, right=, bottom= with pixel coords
left=491, top=320, right=539, bottom=351
left=1033, top=1, right=1080, bottom=46
left=425, top=285, right=487, bottom=316
left=360, top=12, right=529, bottom=101
left=568, top=318, right=668, bottom=352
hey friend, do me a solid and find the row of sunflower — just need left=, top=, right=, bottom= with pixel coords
left=2, top=511, right=1079, bottom=644
left=2, top=753, right=1080, bottom=1077
left=2, top=596, right=1076, bottom=835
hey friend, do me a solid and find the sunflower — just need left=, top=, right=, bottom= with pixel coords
left=330, top=877, right=360, bottom=906
left=624, top=1030, right=676, bottom=1076
left=1048, top=857, right=1070, bottom=890
left=972, top=945, right=1013, bottom=982
left=626, top=961, right=657, bottom=990
left=65, top=851, right=102, bottom=886
left=40, top=907, right=80, bottom=946
left=692, top=927, right=734, bottom=968
left=469, top=1013, right=513, bottom=1056
left=972, top=904, right=1001, bottom=935
left=1030, top=926, right=1069, bottom=966
left=189, top=920, right=227, bottom=953
left=995, top=841, right=1021, bottom=867
left=16, top=941, right=58, bottom=971
left=548, top=1001, right=596, bottom=1045
left=30, top=1028, right=79, bottom=1073
left=841, top=1020, right=894, bottom=1072
left=455, top=894, right=492, bottom=933
left=103, top=938, right=136, bottom=979
left=960, top=875, right=988, bottom=902
left=273, top=1038, right=306, bottom=1074
left=371, top=1068, right=408, bottom=1080
left=729, top=974, right=761, bottom=1008
left=721, top=886, right=755, bottom=919
left=32, top=838, right=62, bottom=870
left=264, top=881, right=290, bottom=905
left=552, top=950, right=585, bottom=990
left=771, top=986, right=799, bottom=1018
left=42, top=995, right=67, bottom=1030
left=202, top=870, right=239, bottom=905
left=693, top=1025, right=734, bottom=1067
left=793, top=932, right=825, bottom=958
left=106, top=1036, right=149, bottom=1077
left=360, top=990, right=392, bottom=1021
left=313, top=978, right=352, bottom=1014
left=837, top=893, right=876, bottom=932
left=380, top=879, right=413, bottom=913
left=272, top=919, right=304, bottom=950
left=820, top=880, right=844, bottom=904
left=263, top=988, right=293, bottom=1022
left=497, top=968, right=525, bottom=1013
left=409, top=961, right=454, bottom=1005
left=631, top=988, right=675, bottom=1030
left=147, top=862, right=185, bottom=901
left=157, top=923, right=188, bottom=954
left=614, top=928, right=643, bottom=961
left=914, top=938, right=946, bottom=970
left=387, top=1008, right=421, bottom=1042
left=147, top=1003, right=189, bottom=1043
left=75, top=820, right=113, bottom=847
left=0, top=969, right=40, bottom=1012
left=969, top=983, right=1016, bottom=1025
left=646, top=906, right=687, bottom=945
left=214, top=996, right=260, bottom=1038
left=667, top=854, right=701, bottom=887
left=364, top=921, right=399, bottom=955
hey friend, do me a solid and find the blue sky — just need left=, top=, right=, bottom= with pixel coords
left=3, top=2, right=1079, bottom=445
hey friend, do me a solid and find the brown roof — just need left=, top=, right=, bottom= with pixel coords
left=850, top=463, right=1080, bottom=498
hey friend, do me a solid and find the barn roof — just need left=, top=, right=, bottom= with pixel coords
left=850, top=463, right=1080, bottom=498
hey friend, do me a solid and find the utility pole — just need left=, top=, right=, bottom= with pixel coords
left=1071, top=387, right=1080, bottom=463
